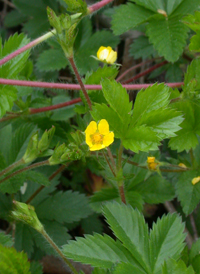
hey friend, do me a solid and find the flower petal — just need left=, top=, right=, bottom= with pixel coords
left=90, top=143, right=105, bottom=151
left=103, top=132, right=114, bottom=147
left=85, top=134, right=93, bottom=147
left=107, top=51, right=117, bottom=64
left=85, top=121, right=97, bottom=135
left=98, top=119, right=110, bottom=135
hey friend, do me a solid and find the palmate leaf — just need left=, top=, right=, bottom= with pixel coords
left=149, top=214, right=185, bottom=273
left=113, top=262, right=146, bottom=274
left=162, top=258, right=195, bottom=274
left=146, top=15, right=188, bottom=62
left=111, top=3, right=154, bottom=35
left=184, top=58, right=200, bottom=90
left=62, top=233, right=135, bottom=268
left=0, top=244, right=31, bottom=274
left=129, top=36, right=156, bottom=60
left=103, top=202, right=151, bottom=272
left=172, top=0, right=200, bottom=16
left=175, top=171, right=200, bottom=215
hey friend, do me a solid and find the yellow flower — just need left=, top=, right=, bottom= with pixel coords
left=97, top=46, right=117, bottom=64
left=192, top=176, right=200, bottom=185
left=147, top=156, right=158, bottom=171
left=178, top=163, right=187, bottom=169
left=85, top=119, right=114, bottom=151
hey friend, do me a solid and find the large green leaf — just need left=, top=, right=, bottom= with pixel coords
left=146, top=15, right=188, bottom=62
left=0, top=233, right=13, bottom=247
left=172, top=0, right=200, bottom=16
left=175, top=170, right=200, bottom=215
left=162, top=258, right=195, bottom=274
left=149, top=214, right=185, bottom=273
left=62, top=233, right=135, bottom=268
left=184, top=59, right=200, bottom=91
left=113, top=262, right=147, bottom=274
left=103, top=202, right=151, bottom=272
left=111, top=3, right=154, bottom=35
left=129, top=36, right=156, bottom=60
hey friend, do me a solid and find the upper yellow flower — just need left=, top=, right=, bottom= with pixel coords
left=192, top=176, right=200, bottom=185
left=97, top=46, right=117, bottom=64
left=147, top=156, right=158, bottom=171
left=178, top=163, right=187, bottom=169
left=85, top=119, right=114, bottom=151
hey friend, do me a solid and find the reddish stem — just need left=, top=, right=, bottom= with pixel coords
left=29, top=98, right=81, bottom=114
left=119, top=185, right=126, bottom=204
left=88, top=0, right=114, bottom=13
left=122, top=60, right=168, bottom=84
left=0, top=78, right=184, bottom=90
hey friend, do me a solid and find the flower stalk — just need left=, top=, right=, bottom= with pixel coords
left=87, top=0, right=114, bottom=13
left=0, top=158, right=25, bottom=178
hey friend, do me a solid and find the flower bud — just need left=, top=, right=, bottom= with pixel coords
left=97, top=46, right=117, bottom=64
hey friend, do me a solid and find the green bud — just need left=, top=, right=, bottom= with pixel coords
left=48, top=143, right=66, bottom=165
left=63, top=0, right=87, bottom=15
left=38, top=126, right=55, bottom=152
left=11, top=201, right=43, bottom=233
left=22, top=132, right=39, bottom=164
left=60, top=13, right=71, bottom=30
left=47, top=6, right=62, bottom=33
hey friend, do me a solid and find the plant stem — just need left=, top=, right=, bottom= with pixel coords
left=164, top=201, right=193, bottom=248
left=88, top=0, right=114, bottom=13
left=0, top=158, right=24, bottom=178
left=68, top=57, right=92, bottom=110
left=0, top=78, right=184, bottom=90
left=190, top=149, right=195, bottom=168
left=26, top=164, right=67, bottom=204
left=102, top=150, right=116, bottom=177
left=41, top=228, right=79, bottom=274
left=189, top=213, right=198, bottom=241
left=119, top=185, right=126, bottom=204
left=0, top=160, right=49, bottom=184
left=122, top=60, right=168, bottom=84
left=117, top=142, right=123, bottom=170
left=107, top=147, right=117, bottom=173
left=0, top=30, right=56, bottom=67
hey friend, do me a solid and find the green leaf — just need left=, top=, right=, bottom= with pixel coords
left=183, top=12, right=200, bottom=32
left=111, top=4, right=154, bottom=35
left=133, top=0, right=164, bottom=13
left=134, top=175, right=175, bottom=204
left=103, top=202, right=151, bottom=272
left=129, top=36, right=155, bottom=60
left=172, top=0, right=200, bottom=16
left=175, top=170, right=200, bottom=215
left=0, top=86, right=17, bottom=118
left=184, top=59, right=200, bottom=90
left=190, top=238, right=200, bottom=261
left=0, top=244, right=31, bottom=274
left=113, top=262, right=147, bottom=274
left=63, top=0, right=87, bottom=14
left=166, top=63, right=183, bottom=82
left=146, top=15, right=188, bottom=62
left=149, top=214, right=185, bottom=273
left=126, top=191, right=144, bottom=212
left=0, top=173, right=27, bottom=194
left=85, top=66, right=118, bottom=85
left=36, top=48, right=68, bottom=72
left=30, top=261, right=43, bottom=274
left=162, top=258, right=195, bottom=274
left=189, top=32, right=200, bottom=52
left=4, top=10, right=28, bottom=28
left=0, top=233, right=13, bottom=247
left=62, top=233, right=135, bottom=268
left=0, top=192, right=12, bottom=220
left=191, top=255, right=200, bottom=273
left=36, top=190, right=92, bottom=223
left=25, top=170, right=50, bottom=186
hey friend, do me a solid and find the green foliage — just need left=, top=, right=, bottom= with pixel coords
left=162, top=258, right=195, bottom=274
left=0, top=233, right=13, bottom=247
left=0, top=244, right=31, bottom=274
left=129, top=36, right=156, bottom=60
left=63, top=0, right=87, bottom=14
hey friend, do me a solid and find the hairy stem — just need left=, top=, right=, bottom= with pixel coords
left=0, top=30, right=56, bottom=67
left=0, top=159, right=24, bottom=178
left=41, top=228, right=79, bottom=274
left=119, top=185, right=126, bottom=204
left=102, top=150, right=116, bottom=177
left=88, top=0, right=114, bottom=13
left=107, top=147, right=117, bottom=173
left=0, top=160, right=49, bottom=184
left=189, top=213, right=198, bottom=241
left=0, top=78, right=184, bottom=90
left=68, top=57, right=92, bottom=110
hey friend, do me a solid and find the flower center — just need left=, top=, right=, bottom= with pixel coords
left=92, top=132, right=103, bottom=144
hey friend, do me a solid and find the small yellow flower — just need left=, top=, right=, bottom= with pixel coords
left=97, top=46, right=117, bottom=64
left=147, top=156, right=158, bottom=171
left=178, top=163, right=187, bottom=169
left=85, top=119, right=114, bottom=151
left=192, top=176, right=200, bottom=185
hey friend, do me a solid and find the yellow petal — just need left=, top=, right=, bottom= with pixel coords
left=85, top=134, right=93, bottom=147
left=107, top=51, right=117, bottom=64
left=192, top=176, right=200, bottom=185
left=97, top=46, right=106, bottom=59
left=103, top=132, right=114, bottom=147
left=90, top=143, right=105, bottom=151
left=85, top=121, right=97, bottom=135
left=147, top=157, right=155, bottom=164
left=98, top=119, right=110, bottom=135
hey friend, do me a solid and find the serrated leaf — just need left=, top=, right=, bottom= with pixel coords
left=0, top=244, right=31, bottom=274
left=126, top=191, right=144, bottom=211
left=103, top=202, right=151, bottom=272
left=36, top=190, right=92, bottom=223
left=111, top=3, right=154, bottom=35
left=176, top=170, right=200, bottom=215
left=0, top=233, right=13, bottom=247
left=113, top=262, right=146, bottom=274
left=30, top=261, right=43, bottom=274
left=190, top=238, right=200, bottom=261
left=36, top=48, right=68, bottom=72
left=85, top=66, right=118, bottom=85
left=62, top=233, right=135, bottom=268
left=166, top=63, right=183, bottom=82
left=75, top=30, right=120, bottom=74
left=146, top=15, right=188, bottom=62
left=25, top=170, right=50, bottom=186
left=0, top=86, right=17, bottom=118
left=172, top=0, right=200, bottom=16
left=149, top=214, right=185, bottom=273
left=0, top=172, right=27, bottom=194
left=184, top=59, right=200, bottom=90
left=134, top=175, right=175, bottom=204
left=129, top=36, right=155, bottom=60
left=189, top=32, right=200, bottom=52
left=162, top=258, right=195, bottom=274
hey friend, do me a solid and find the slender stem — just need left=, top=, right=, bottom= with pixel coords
left=41, top=228, right=79, bottom=274
left=0, top=30, right=56, bottom=67
left=0, top=78, right=184, bottom=90
left=164, top=201, right=193, bottom=248
left=190, top=149, right=195, bottom=167
left=0, top=159, right=24, bottom=178
left=0, top=160, right=49, bottom=184
left=107, top=147, right=117, bottom=173
left=102, top=150, right=116, bottom=177
left=189, top=213, right=198, bottom=241
left=88, top=0, right=114, bottom=13
left=122, top=61, right=168, bottom=84
left=119, top=185, right=126, bottom=204
left=116, top=58, right=161, bottom=82
left=29, top=98, right=82, bottom=114
left=117, top=142, right=123, bottom=170
left=26, top=164, right=67, bottom=204
left=68, top=57, right=92, bottom=110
